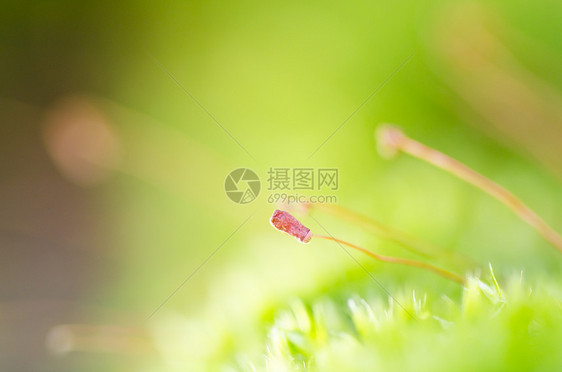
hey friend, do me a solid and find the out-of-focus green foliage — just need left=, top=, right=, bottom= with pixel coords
left=150, top=268, right=562, bottom=371
left=254, top=272, right=561, bottom=372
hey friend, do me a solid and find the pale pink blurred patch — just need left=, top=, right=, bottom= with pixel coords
left=46, top=324, right=155, bottom=355
left=42, top=96, right=120, bottom=186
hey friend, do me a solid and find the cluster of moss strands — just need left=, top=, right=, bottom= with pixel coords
left=232, top=268, right=562, bottom=372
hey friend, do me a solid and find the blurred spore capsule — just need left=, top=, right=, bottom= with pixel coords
left=375, top=124, right=405, bottom=159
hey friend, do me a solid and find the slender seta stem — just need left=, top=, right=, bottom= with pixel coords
left=270, top=209, right=465, bottom=285
left=306, top=203, right=478, bottom=270
left=377, top=124, right=562, bottom=254
left=307, top=203, right=436, bottom=257
left=314, top=234, right=465, bottom=285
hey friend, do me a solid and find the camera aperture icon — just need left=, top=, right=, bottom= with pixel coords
left=224, top=168, right=260, bottom=204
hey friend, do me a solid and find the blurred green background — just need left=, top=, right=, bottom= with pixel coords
left=2, top=0, right=562, bottom=371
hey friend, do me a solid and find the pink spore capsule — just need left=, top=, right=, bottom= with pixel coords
left=270, top=209, right=313, bottom=244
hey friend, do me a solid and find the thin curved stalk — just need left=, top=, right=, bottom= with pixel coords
left=308, top=203, right=436, bottom=257
left=377, top=125, right=562, bottom=254
left=306, top=203, right=478, bottom=271
left=314, top=234, right=465, bottom=285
